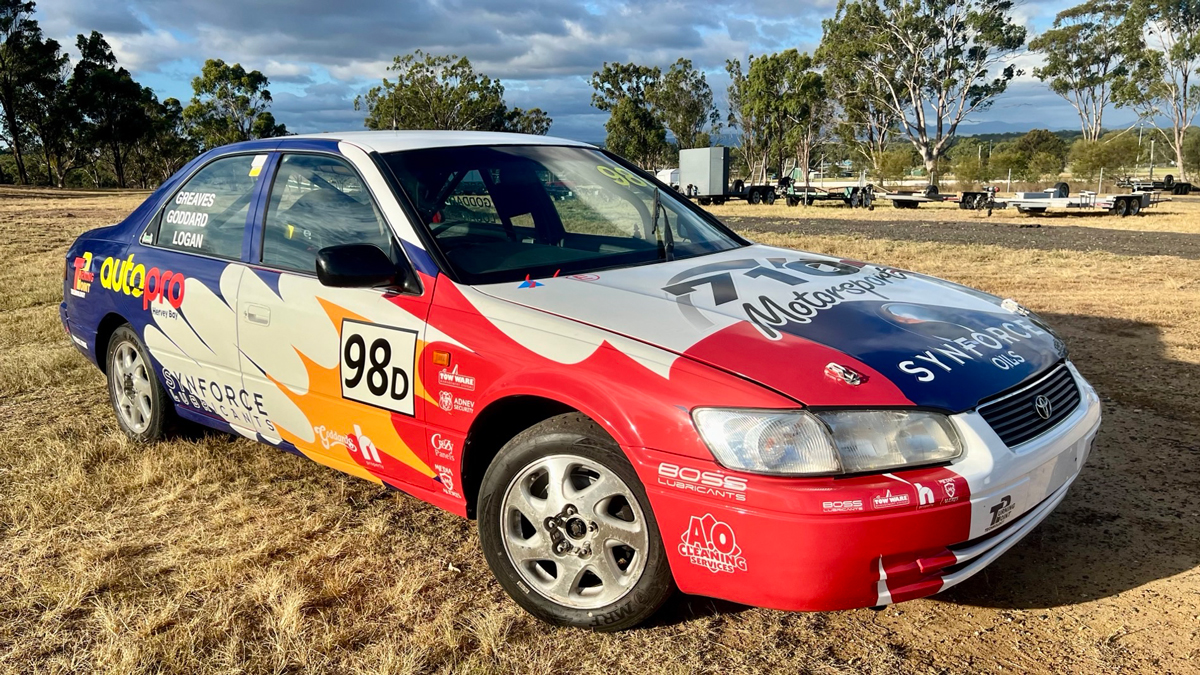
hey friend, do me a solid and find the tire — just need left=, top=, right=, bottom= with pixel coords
left=1164, top=174, right=1175, bottom=188
left=1113, top=198, right=1129, bottom=217
left=924, top=184, right=939, bottom=197
left=1129, top=198, right=1141, bottom=216
left=763, top=189, right=776, bottom=205
left=698, top=197, right=711, bottom=206
left=712, top=197, right=726, bottom=205
left=106, top=324, right=173, bottom=442
left=748, top=189, right=762, bottom=205
left=478, top=413, right=674, bottom=631
left=786, top=196, right=799, bottom=207
left=732, top=179, right=745, bottom=194
left=1053, top=182, right=1070, bottom=199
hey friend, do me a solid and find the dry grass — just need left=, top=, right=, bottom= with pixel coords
left=1, top=186, right=1197, bottom=674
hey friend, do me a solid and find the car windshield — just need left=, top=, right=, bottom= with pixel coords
left=381, top=145, right=744, bottom=284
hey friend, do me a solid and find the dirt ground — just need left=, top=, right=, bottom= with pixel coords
left=0, top=188, right=1197, bottom=674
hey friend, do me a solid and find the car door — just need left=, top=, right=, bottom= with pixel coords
left=130, top=151, right=274, bottom=438
left=236, top=151, right=443, bottom=495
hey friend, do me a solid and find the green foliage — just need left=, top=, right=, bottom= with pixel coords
left=590, top=59, right=718, bottom=166
left=648, top=58, right=720, bottom=150
left=820, top=0, right=1026, bottom=184
left=725, top=50, right=827, bottom=180
left=603, top=98, right=669, bottom=169
left=1029, top=0, right=1130, bottom=140
left=356, top=51, right=549, bottom=136
left=1028, top=151, right=1064, bottom=181
left=1068, top=132, right=1141, bottom=180
left=877, top=146, right=918, bottom=184
left=0, top=0, right=49, bottom=183
left=73, top=31, right=152, bottom=187
left=183, top=59, right=287, bottom=150
left=1112, top=0, right=1200, bottom=179
left=817, top=0, right=900, bottom=177
left=989, top=144, right=1028, bottom=181
left=1014, top=129, right=1069, bottom=164
left=949, top=138, right=993, bottom=186
left=590, top=62, right=660, bottom=111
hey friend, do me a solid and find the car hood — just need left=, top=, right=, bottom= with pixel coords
left=474, top=245, right=1066, bottom=411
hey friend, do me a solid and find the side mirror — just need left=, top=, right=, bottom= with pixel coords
left=316, top=244, right=413, bottom=290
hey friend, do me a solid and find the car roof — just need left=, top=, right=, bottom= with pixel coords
left=283, top=130, right=595, bottom=154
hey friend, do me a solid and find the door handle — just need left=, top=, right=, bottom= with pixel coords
left=244, top=304, right=271, bottom=326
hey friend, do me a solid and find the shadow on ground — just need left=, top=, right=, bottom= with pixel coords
left=939, top=311, right=1200, bottom=610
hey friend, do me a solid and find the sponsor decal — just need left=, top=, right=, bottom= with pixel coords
left=98, top=254, right=186, bottom=311
left=248, top=154, right=267, bottom=177
left=662, top=256, right=908, bottom=340
left=896, top=319, right=1047, bottom=383
left=938, top=477, right=961, bottom=504
left=987, top=494, right=1016, bottom=530
left=346, top=424, right=384, bottom=469
left=171, top=230, right=205, bottom=248
left=430, top=432, right=455, bottom=460
left=518, top=274, right=543, bottom=289
left=434, top=463, right=463, bottom=499
left=163, top=208, right=209, bottom=228
left=161, top=367, right=275, bottom=432
left=657, top=463, right=747, bottom=502
left=679, top=514, right=747, bottom=573
left=173, top=190, right=217, bottom=208
left=915, top=482, right=936, bottom=507
left=822, top=499, right=864, bottom=513
left=871, top=490, right=911, bottom=510
left=436, top=364, right=476, bottom=391
left=568, top=273, right=600, bottom=281
left=313, top=425, right=348, bottom=451
left=339, top=320, right=417, bottom=416
left=437, top=391, right=474, bottom=414
left=71, top=253, right=94, bottom=298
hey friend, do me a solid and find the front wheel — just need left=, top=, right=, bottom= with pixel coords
left=478, top=414, right=674, bottom=631
left=106, top=324, right=173, bottom=442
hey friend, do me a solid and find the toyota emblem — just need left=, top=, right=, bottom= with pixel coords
left=1033, top=395, right=1053, bottom=420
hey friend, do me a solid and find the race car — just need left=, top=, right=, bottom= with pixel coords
left=61, top=131, right=1101, bottom=630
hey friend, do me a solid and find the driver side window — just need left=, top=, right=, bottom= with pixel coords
left=262, top=154, right=392, bottom=273
left=158, top=153, right=267, bottom=259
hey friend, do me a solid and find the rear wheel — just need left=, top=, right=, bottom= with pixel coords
left=1113, top=198, right=1129, bottom=217
left=478, top=414, right=673, bottom=631
left=763, top=189, right=776, bottom=205
left=106, top=324, right=173, bottom=442
left=698, top=197, right=711, bottom=206
left=748, top=189, right=762, bottom=205
left=1129, top=198, right=1141, bottom=216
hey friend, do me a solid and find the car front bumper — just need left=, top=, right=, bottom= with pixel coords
left=635, top=363, right=1102, bottom=612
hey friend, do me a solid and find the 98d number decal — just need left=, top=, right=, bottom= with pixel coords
left=340, top=320, right=417, bottom=416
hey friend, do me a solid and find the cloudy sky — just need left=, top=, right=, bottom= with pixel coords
left=36, top=0, right=1139, bottom=141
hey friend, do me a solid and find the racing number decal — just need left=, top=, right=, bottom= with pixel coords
left=596, top=165, right=648, bottom=188
left=339, top=320, right=417, bottom=416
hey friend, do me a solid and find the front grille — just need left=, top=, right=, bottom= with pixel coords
left=977, top=364, right=1080, bottom=447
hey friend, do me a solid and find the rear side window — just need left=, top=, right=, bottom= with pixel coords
left=261, top=154, right=393, bottom=274
left=158, top=154, right=268, bottom=259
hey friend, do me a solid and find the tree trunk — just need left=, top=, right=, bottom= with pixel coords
left=924, top=152, right=938, bottom=188
left=1176, top=127, right=1188, bottom=183
left=3, top=107, right=28, bottom=184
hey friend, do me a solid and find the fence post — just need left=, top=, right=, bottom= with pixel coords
left=1007, top=168, right=1012, bottom=192
left=1098, top=168, right=1103, bottom=195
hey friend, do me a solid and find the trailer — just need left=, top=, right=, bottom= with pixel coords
left=678, top=147, right=777, bottom=206
left=877, top=185, right=995, bottom=210
left=782, top=182, right=876, bottom=208
left=1116, top=174, right=1193, bottom=195
left=1002, top=183, right=1165, bottom=217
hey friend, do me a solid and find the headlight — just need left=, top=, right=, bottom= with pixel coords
left=692, top=408, right=962, bottom=476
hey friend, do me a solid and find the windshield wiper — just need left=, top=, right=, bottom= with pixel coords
left=651, top=187, right=675, bottom=262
